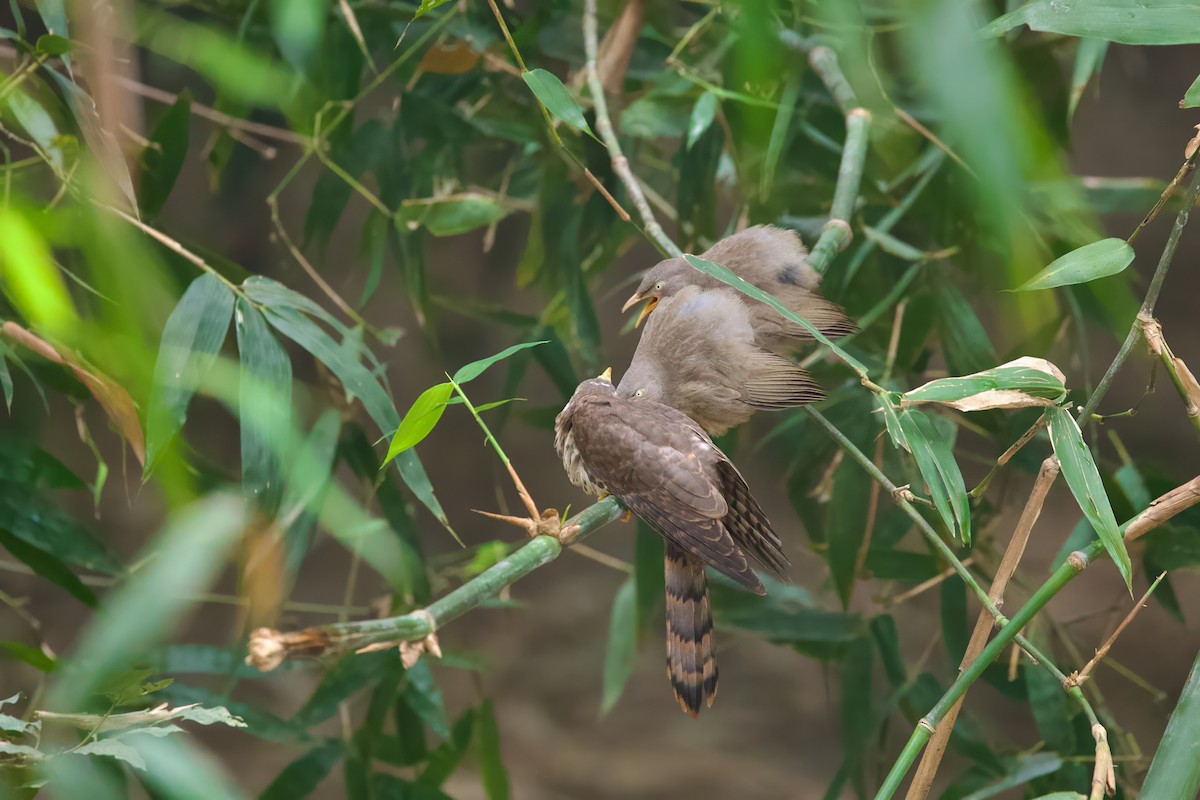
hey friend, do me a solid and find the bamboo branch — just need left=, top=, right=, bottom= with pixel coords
left=247, top=498, right=624, bottom=670
left=1078, top=162, right=1200, bottom=424
left=905, top=456, right=1061, bottom=800
left=872, top=476, right=1200, bottom=800
left=1139, top=315, right=1200, bottom=439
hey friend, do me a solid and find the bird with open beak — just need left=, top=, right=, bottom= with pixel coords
left=622, top=225, right=856, bottom=350
left=617, top=285, right=825, bottom=436
left=555, top=369, right=787, bottom=716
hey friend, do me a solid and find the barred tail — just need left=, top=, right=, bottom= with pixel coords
left=664, top=544, right=717, bottom=717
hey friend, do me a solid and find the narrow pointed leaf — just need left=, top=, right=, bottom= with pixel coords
left=600, top=577, right=637, bottom=715
left=396, top=195, right=510, bottom=237
left=383, top=382, right=453, bottom=465
left=1070, top=39, right=1108, bottom=119
left=903, top=358, right=1066, bottom=411
left=145, top=274, right=234, bottom=473
left=476, top=699, right=508, bottom=800
left=452, top=341, right=547, bottom=384
left=985, top=1, right=1200, bottom=45
left=1047, top=407, right=1131, bottom=589
left=1014, top=238, right=1134, bottom=292
left=236, top=299, right=292, bottom=517
left=1184, top=73, right=1200, bottom=108
left=522, top=69, right=593, bottom=136
left=140, top=90, right=192, bottom=217
left=898, top=409, right=971, bottom=543
left=0, top=208, right=78, bottom=337
left=0, top=528, right=96, bottom=606
left=686, top=91, right=718, bottom=150
left=259, top=740, right=344, bottom=800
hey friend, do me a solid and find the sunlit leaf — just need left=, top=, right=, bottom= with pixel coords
left=986, top=0, right=1200, bottom=45
left=902, top=358, right=1066, bottom=412
left=383, top=382, right=453, bottom=465
left=145, top=274, right=234, bottom=473
left=1014, top=238, right=1134, bottom=291
left=0, top=208, right=77, bottom=337
left=1047, top=407, right=1131, bottom=589
left=414, top=0, right=454, bottom=19
left=600, top=577, right=637, bottom=715
left=35, top=34, right=70, bottom=55
left=522, top=69, right=593, bottom=136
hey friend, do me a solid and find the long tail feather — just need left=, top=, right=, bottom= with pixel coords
left=664, top=544, right=717, bottom=717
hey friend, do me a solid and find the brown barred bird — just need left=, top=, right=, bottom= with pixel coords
left=554, top=369, right=787, bottom=716
left=622, top=224, right=856, bottom=348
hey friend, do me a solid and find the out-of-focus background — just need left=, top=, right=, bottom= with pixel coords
left=1, top=2, right=1199, bottom=798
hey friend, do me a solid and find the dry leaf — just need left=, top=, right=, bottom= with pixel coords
left=2, top=321, right=145, bottom=464
left=418, top=39, right=481, bottom=75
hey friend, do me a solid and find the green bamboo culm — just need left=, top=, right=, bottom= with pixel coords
left=1139, top=645, right=1200, bottom=799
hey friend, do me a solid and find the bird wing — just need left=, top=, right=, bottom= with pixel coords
left=740, top=350, right=826, bottom=410
left=573, top=398, right=763, bottom=593
left=716, top=459, right=789, bottom=579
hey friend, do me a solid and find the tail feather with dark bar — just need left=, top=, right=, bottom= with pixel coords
left=664, top=543, right=717, bottom=717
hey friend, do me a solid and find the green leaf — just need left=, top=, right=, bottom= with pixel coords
left=840, top=636, right=875, bottom=794
left=600, top=577, right=637, bottom=716
left=827, top=438, right=872, bottom=608
left=270, top=0, right=325, bottom=71
left=0, top=479, right=121, bottom=573
left=293, top=651, right=396, bottom=728
left=140, top=90, right=192, bottom=217
left=49, top=494, right=245, bottom=711
left=404, top=660, right=449, bottom=739
left=236, top=299, right=292, bottom=518
left=381, top=383, right=452, bottom=464
left=960, top=753, right=1063, bottom=800
left=262, top=305, right=449, bottom=530
left=396, top=195, right=510, bottom=237
left=686, top=91, right=718, bottom=150
left=0, top=346, right=12, bottom=410
left=902, top=359, right=1066, bottom=412
left=6, top=86, right=67, bottom=170
left=33, top=0, right=70, bottom=70
left=0, top=641, right=57, bottom=672
left=1070, top=39, right=1108, bottom=119
left=414, top=0, right=454, bottom=19
left=279, top=410, right=341, bottom=572
left=476, top=699, right=508, bottom=800
left=1031, top=794, right=1087, bottom=800
left=452, top=341, right=547, bottom=384
left=1047, top=407, right=1131, bottom=589
left=75, top=738, right=147, bottom=771
left=940, top=578, right=968, bottom=665
left=634, top=523, right=665, bottom=638
left=35, top=34, right=70, bottom=55
left=144, top=274, right=235, bottom=473
left=1143, top=526, right=1200, bottom=571
left=418, top=707, right=474, bottom=787
left=1026, top=658, right=1076, bottom=753
left=1184, top=73, right=1200, bottom=108
left=259, top=741, right=344, bottom=800
left=0, top=208, right=78, bottom=338
left=0, top=528, right=96, bottom=606
left=934, top=281, right=997, bottom=375
left=1014, top=238, right=1135, bottom=291
left=985, top=0, right=1200, bottom=45
left=522, top=69, right=593, bottom=136
left=870, top=615, right=907, bottom=687
left=898, top=409, right=971, bottom=543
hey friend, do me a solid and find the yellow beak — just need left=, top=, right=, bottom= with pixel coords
left=633, top=297, right=658, bottom=328
left=621, top=293, right=644, bottom=314
left=597, top=367, right=613, bottom=383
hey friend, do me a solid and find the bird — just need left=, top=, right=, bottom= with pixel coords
left=622, top=225, right=857, bottom=350
left=616, top=284, right=825, bottom=436
left=554, top=369, right=788, bottom=716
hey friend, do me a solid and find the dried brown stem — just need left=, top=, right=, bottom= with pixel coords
left=1140, top=314, right=1200, bottom=439
left=595, top=0, right=644, bottom=95
left=1070, top=572, right=1166, bottom=689
left=905, top=456, right=1060, bottom=800
left=1122, top=475, right=1200, bottom=544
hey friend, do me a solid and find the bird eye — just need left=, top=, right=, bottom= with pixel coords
left=634, top=388, right=644, bottom=398
left=653, top=281, right=664, bottom=291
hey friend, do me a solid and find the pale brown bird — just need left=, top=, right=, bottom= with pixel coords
left=622, top=225, right=856, bottom=349
left=554, top=370, right=787, bottom=716
left=616, top=285, right=825, bottom=436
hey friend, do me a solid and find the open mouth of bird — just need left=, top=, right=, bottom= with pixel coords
left=632, top=297, right=658, bottom=327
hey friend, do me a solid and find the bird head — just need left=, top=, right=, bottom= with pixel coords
left=621, top=257, right=694, bottom=328
left=570, top=367, right=617, bottom=401
left=615, top=358, right=666, bottom=405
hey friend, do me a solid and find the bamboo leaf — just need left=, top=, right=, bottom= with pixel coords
left=0, top=208, right=77, bottom=337
left=75, top=738, right=147, bottom=771
left=476, top=699, right=508, bottom=800
left=0, top=478, right=121, bottom=573
left=145, top=274, right=235, bottom=473
left=522, top=69, right=593, bottom=136
left=236, top=299, right=292, bottom=518
left=1014, top=238, right=1134, bottom=292
left=452, top=341, right=547, bottom=384
left=259, top=740, right=344, bottom=800
left=960, top=753, right=1064, bottom=800
left=396, top=194, right=510, bottom=237
left=1184, top=73, right=1200, bottom=108
left=140, top=89, right=192, bottom=218
left=1047, top=407, right=1131, bottom=589
left=1140, top=645, right=1200, bottom=798
left=1070, top=39, right=1108, bottom=119
left=686, top=91, right=718, bottom=150
left=902, top=357, right=1066, bottom=411
left=383, top=382, right=453, bottom=465
left=898, top=409, right=971, bottom=543
left=985, top=0, right=1200, bottom=45
left=0, top=528, right=96, bottom=606
left=49, top=494, right=245, bottom=710
left=634, top=523, right=665, bottom=638
left=600, top=577, right=637, bottom=716
left=46, top=70, right=139, bottom=212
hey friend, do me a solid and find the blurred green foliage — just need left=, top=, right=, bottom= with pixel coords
left=0, top=0, right=1198, bottom=798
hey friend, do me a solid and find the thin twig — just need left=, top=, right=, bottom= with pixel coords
left=1069, top=572, right=1166, bottom=688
